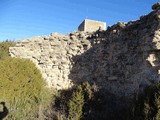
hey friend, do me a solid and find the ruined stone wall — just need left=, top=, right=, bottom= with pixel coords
left=9, top=6, right=160, bottom=97
left=9, top=32, right=93, bottom=90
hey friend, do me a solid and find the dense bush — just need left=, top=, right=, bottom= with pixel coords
left=0, top=41, right=15, bottom=59
left=129, top=84, right=160, bottom=120
left=68, top=82, right=93, bottom=120
left=55, top=81, right=131, bottom=120
left=0, top=57, right=52, bottom=119
left=68, top=84, right=84, bottom=120
left=54, top=81, right=93, bottom=120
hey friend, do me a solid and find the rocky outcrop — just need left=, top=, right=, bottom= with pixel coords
left=9, top=3, right=160, bottom=97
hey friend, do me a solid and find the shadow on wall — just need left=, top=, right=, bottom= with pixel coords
left=0, top=102, right=8, bottom=120
left=69, top=10, right=160, bottom=94
left=68, top=10, right=160, bottom=120
left=54, top=83, right=130, bottom=120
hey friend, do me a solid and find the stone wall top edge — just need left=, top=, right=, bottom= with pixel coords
left=84, top=19, right=106, bottom=24
left=14, top=10, right=159, bottom=42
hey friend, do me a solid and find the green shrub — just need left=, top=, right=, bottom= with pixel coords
left=55, top=81, right=130, bottom=120
left=0, top=41, right=15, bottom=59
left=54, top=81, right=93, bottom=120
left=68, top=82, right=93, bottom=120
left=129, top=84, right=160, bottom=120
left=0, top=57, right=52, bottom=120
left=68, top=85, right=84, bottom=120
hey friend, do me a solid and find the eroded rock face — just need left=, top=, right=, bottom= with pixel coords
left=9, top=6, right=160, bottom=97
left=152, top=2, right=160, bottom=11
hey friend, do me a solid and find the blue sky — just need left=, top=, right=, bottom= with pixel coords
left=0, top=0, right=159, bottom=41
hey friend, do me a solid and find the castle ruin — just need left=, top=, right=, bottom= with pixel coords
left=9, top=3, right=160, bottom=98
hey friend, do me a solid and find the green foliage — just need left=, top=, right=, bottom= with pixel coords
left=55, top=81, right=130, bottom=120
left=68, top=85, right=84, bottom=120
left=129, top=84, right=160, bottom=120
left=0, top=41, right=15, bottom=59
left=55, top=81, right=93, bottom=120
left=68, top=82, right=93, bottom=120
left=81, top=81, right=93, bottom=100
left=0, top=57, right=52, bottom=120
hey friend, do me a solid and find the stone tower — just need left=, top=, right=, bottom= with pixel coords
left=78, top=19, right=106, bottom=32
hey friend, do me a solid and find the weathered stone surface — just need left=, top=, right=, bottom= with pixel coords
left=152, top=2, right=160, bottom=10
left=9, top=4, right=160, bottom=97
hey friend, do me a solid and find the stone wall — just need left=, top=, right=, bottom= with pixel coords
left=78, top=19, right=106, bottom=32
left=9, top=4, right=160, bottom=97
left=9, top=32, right=93, bottom=90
